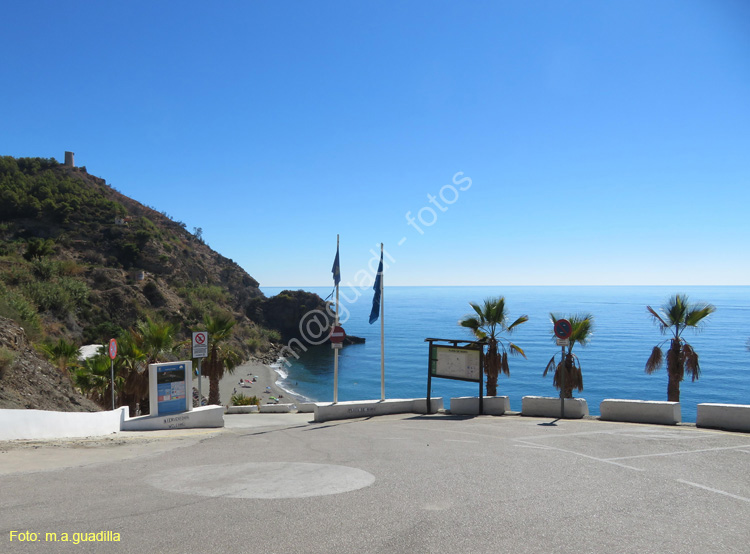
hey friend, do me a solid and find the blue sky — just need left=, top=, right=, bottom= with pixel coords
left=3, top=1, right=749, bottom=287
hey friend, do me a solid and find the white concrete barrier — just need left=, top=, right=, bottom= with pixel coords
left=259, top=403, right=296, bottom=413
left=599, top=399, right=680, bottom=425
left=0, top=407, right=127, bottom=441
left=521, top=396, right=589, bottom=419
left=121, top=405, right=224, bottom=431
left=297, top=403, right=317, bottom=413
left=313, top=398, right=443, bottom=423
left=450, top=396, right=509, bottom=416
left=225, top=405, right=259, bottom=414
left=414, top=397, right=444, bottom=414
left=697, top=403, right=750, bottom=432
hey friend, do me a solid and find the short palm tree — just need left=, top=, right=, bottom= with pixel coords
left=459, top=297, right=528, bottom=396
left=203, top=312, right=242, bottom=405
left=42, top=338, right=80, bottom=373
left=73, top=353, right=123, bottom=408
left=645, top=294, right=715, bottom=402
left=544, top=313, right=593, bottom=398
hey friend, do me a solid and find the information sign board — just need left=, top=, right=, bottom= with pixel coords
left=149, top=361, right=193, bottom=416
left=430, top=345, right=481, bottom=382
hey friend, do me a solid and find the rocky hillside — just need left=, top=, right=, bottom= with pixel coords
left=0, top=317, right=99, bottom=411
left=0, top=155, right=333, bottom=410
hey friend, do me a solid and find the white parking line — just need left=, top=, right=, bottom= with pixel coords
left=676, top=479, right=750, bottom=504
left=605, top=444, right=750, bottom=462
left=513, top=440, right=644, bottom=471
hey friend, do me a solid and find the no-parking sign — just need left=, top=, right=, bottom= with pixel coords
left=192, top=332, right=208, bottom=358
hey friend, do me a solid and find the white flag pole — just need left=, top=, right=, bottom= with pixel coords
left=380, top=242, right=385, bottom=401
left=333, top=234, right=339, bottom=404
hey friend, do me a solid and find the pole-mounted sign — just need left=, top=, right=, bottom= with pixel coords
left=108, top=339, right=117, bottom=410
left=553, top=319, right=572, bottom=418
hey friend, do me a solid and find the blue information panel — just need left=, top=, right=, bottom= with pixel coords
left=156, top=363, right=188, bottom=415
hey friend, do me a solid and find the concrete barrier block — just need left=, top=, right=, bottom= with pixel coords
left=225, top=405, right=259, bottom=414
left=522, top=396, right=588, bottom=419
left=599, top=399, right=680, bottom=425
left=450, top=396, right=509, bottom=416
left=414, top=398, right=444, bottom=414
left=259, top=403, right=296, bottom=413
left=313, top=398, right=437, bottom=423
left=697, top=403, right=750, bottom=432
left=296, top=403, right=317, bottom=413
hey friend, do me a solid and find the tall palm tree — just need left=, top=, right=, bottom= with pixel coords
left=645, top=294, right=715, bottom=402
left=122, top=317, right=179, bottom=415
left=203, top=312, right=242, bottom=405
left=459, top=296, right=528, bottom=396
left=544, top=313, right=593, bottom=398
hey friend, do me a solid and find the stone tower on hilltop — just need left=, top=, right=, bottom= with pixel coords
left=64, top=151, right=75, bottom=167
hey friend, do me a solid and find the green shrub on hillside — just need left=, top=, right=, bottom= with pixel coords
left=0, top=347, right=16, bottom=379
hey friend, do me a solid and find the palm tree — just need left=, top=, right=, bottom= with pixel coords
left=645, top=294, right=716, bottom=402
left=459, top=297, right=528, bottom=396
left=203, top=312, right=242, bottom=405
left=122, top=317, right=179, bottom=415
left=544, top=313, right=593, bottom=398
left=42, top=338, right=80, bottom=373
left=73, top=353, right=123, bottom=408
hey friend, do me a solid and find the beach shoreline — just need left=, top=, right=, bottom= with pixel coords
left=193, top=358, right=306, bottom=407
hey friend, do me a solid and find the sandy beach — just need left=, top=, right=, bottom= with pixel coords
left=192, top=359, right=300, bottom=407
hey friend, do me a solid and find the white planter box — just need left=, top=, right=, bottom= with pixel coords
left=522, top=396, right=588, bottom=419
left=599, top=399, right=680, bottom=425
left=450, top=396, right=509, bottom=416
left=697, top=403, right=750, bottom=432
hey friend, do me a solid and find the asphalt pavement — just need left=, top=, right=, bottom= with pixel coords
left=2, top=413, right=750, bottom=553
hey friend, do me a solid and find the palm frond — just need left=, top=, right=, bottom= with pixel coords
left=543, top=355, right=556, bottom=377
left=682, top=342, right=701, bottom=381
left=509, top=342, right=526, bottom=358
left=500, top=351, right=509, bottom=376
left=684, top=304, right=716, bottom=329
left=507, top=315, right=529, bottom=332
left=646, top=306, right=669, bottom=333
left=645, top=346, right=663, bottom=374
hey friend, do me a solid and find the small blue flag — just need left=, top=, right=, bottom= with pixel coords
left=369, top=251, right=383, bottom=324
left=331, top=246, right=340, bottom=286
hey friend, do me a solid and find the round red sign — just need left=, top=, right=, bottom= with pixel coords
left=553, top=319, right=572, bottom=340
left=330, top=326, right=346, bottom=344
left=108, top=338, right=118, bottom=360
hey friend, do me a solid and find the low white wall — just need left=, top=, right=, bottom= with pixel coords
left=599, top=399, right=680, bottom=425
left=0, top=407, right=127, bottom=441
left=259, top=403, right=296, bottom=413
left=450, top=396, right=509, bottom=416
left=697, top=403, right=750, bottom=432
left=225, top=405, right=259, bottom=414
left=522, top=396, right=589, bottom=419
left=314, top=398, right=443, bottom=423
left=297, top=403, right=317, bottom=413
left=121, top=405, right=224, bottom=431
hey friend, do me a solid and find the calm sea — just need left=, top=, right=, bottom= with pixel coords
left=260, top=286, right=750, bottom=422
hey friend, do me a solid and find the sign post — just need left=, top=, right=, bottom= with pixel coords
left=553, top=319, right=572, bottom=418
left=192, top=332, right=209, bottom=406
left=330, top=326, right=345, bottom=350
left=108, top=338, right=118, bottom=410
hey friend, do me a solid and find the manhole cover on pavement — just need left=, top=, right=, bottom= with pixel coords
left=145, top=462, right=375, bottom=499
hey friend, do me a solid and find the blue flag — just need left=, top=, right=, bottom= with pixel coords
left=369, top=251, right=383, bottom=324
left=331, top=246, right=340, bottom=286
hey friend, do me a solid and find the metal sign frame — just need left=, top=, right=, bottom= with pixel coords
left=425, top=338, right=484, bottom=414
